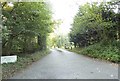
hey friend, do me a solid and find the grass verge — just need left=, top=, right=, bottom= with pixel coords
left=2, top=49, right=51, bottom=79
left=68, top=41, right=119, bottom=63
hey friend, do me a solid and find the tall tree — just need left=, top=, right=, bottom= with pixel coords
left=2, top=2, right=53, bottom=55
left=69, top=2, right=119, bottom=47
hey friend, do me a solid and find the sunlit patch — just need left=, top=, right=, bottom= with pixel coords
left=110, top=74, right=114, bottom=77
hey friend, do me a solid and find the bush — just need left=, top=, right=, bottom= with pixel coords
left=80, top=41, right=119, bottom=63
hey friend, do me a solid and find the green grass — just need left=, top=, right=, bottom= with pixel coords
left=2, top=49, right=51, bottom=79
left=69, top=41, right=120, bottom=63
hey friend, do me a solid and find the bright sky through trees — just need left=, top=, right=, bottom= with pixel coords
left=49, top=0, right=111, bottom=35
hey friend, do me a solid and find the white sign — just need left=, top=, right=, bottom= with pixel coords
left=1, top=55, right=17, bottom=64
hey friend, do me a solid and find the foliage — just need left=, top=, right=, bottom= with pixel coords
left=47, top=32, right=70, bottom=48
left=80, top=41, right=120, bottom=63
left=69, top=41, right=119, bottom=63
left=2, top=49, right=50, bottom=79
left=2, top=2, right=53, bottom=55
left=69, top=1, right=119, bottom=62
left=69, top=2, right=119, bottom=47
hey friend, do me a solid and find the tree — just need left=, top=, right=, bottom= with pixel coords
left=2, top=2, right=53, bottom=55
left=69, top=2, right=119, bottom=47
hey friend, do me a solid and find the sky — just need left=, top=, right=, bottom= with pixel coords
left=49, top=0, right=111, bottom=35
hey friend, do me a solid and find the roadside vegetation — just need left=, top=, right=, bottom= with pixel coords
left=69, top=1, right=120, bottom=63
left=1, top=2, right=54, bottom=78
left=69, top=41, right=119, bottom=63
left=1, top=1, right=120, bottom=79
left=2, top=2, right=53, bottom=56
left=2, top=49, right=50, bottom=79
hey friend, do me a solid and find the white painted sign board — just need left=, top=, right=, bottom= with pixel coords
left=1, top=55, right=17, bottom=64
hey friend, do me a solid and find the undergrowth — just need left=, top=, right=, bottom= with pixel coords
left=2, top=49, right=50, bottom=79
left=70, top=41, right=120, bottom=63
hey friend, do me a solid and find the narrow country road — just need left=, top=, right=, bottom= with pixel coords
left=11, top=49, right=118, bottom=79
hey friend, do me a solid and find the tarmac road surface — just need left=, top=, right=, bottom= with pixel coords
left=11, top=49, right=118, bottom=79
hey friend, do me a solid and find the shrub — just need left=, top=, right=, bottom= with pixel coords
left=80, top=41, right=119, bottom=63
